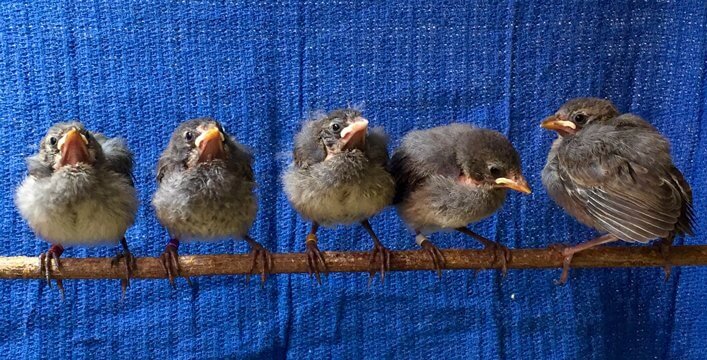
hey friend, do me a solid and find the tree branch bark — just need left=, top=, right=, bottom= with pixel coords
left=1, top=245, right=706, bottom=279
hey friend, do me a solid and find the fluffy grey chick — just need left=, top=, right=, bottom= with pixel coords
left=15, top=122, right=138, bottom=295
left=390, top=124, right=531, bottom=276
left=541, top=97, right=694, bottom=283
left=153, top=118, right=271, bottom=286
left=283, top=108, right=395, bottom=283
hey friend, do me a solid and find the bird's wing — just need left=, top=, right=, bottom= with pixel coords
left=26, top=153, right=53, bottom=178
left=390, top=150, right=421, bottom=204
left=96, top=134, right=135, bottom=186
left=366, top=127, right=390, bottom=167
left=391, top=129, right=460, bottom=203
left=229, top=141, right=255, bottom=182
left=293, top=120, right=325, bottom=169
left=560, top=117, right=692, bottom=242
left=156, top=152, right=183, bottom=184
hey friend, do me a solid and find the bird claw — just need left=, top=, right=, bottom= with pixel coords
left=111, top=250, right=137, bottom=296
left=549, top=243, right=573, bottom=285
left=367, top=243, right=391, bottom=285
left=246, top=242, right=273, bottom=285
left=160, top=245, right=191, bottom=288
left=483, top=242, right=511, bottom=277
left=456, top=228, right=510, bottom=278
left=39, top=245, right=64, bottom=298
left=420, top=240, right=446, bottom=278
left=305, top=238, right=327, bottom=285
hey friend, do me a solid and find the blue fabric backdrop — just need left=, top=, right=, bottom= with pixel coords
left=0, top=1, right=704, bottom=359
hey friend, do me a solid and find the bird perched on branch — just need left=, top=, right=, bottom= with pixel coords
left=390, top=124, right=531, bottom=276
left=283, top=108, right=395, bottom=283
left=541, top=97, right=694, bottom=283
left=153, top=118, right=271, bottom=287
left=15, top=122, right=138, bottom=296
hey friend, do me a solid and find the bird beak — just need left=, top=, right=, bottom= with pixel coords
left=340, top=117, right=368, bottom=151
left=495, top=175, right=532, bottom=194
left=196, top=127, right=226, bottom=163
left=58, top=128, right=90, bottom=166
left=540, top=115, right=577, bottom=135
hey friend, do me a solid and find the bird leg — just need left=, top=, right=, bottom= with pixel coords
left=39, top=244, right=65, bottom=297
left=244, top=235, right=273, bottom=284
left=456, top=227, right=511, bottom=276
left=416, top=232, right=446, bottom=278
left=362, top=219, right=391, bottom=284
left=655, top=236, right=675, bottom=281
left=111, top=237, right=137, bottom=296
left=550, top=234, right=619, bottom=284
left=159, top=238, right=192, bottom=288
left=305, top=222, right=327, bottom=284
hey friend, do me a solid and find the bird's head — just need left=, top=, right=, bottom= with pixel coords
left=456, top=128, right=531, bottom=194
left=317, top=108, right=369, bottom=159
left=541, top=97, right=619, bottom=136
left=40, top=122, right=103, bottom=171
left=169, top=118, right=233, bottom=168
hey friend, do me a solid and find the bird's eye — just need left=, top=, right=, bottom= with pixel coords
left=488, top=165, right=503, bottom=178
left=184, top=131, right=194, bottom=141
left=49, top=137, right=58, bottom=146
left=331, top=123, right=341, bottom=132
left=573, top=113, right=588, bottom=125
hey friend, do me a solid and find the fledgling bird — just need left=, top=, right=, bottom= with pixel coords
left=283, top=108, right=395, bottom=283
left=15, top=122, right=138, bottom=296
left=153, top=118, right=271, bottom=286
left=541, top=97, right=694, bottom=283
left=390, top=124, right=531, bottom=276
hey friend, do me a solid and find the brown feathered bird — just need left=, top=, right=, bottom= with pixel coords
left=541, top=98, right=694, bottom=283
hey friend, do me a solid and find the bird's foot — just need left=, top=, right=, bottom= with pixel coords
left=160, top=239, right=191, bottom=288
left=550, top=244, right=574, bottom=285
left=419, top=239, right=446, bottom=278
left=111, top=248, right=137, bottom=296
left=482, top=241, right=511, bottom=277
left=368, top=242, right=391, bottom=285
left=39, top=244, right=65, bottom=298
left=305, top=234, right=327, bottom=284
left=246, top=240, right=274, bottom=284
left=655, top=239, right=673, bottom=281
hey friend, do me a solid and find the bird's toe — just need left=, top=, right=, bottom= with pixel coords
left=368, top=244, right=391, bottom=284
left=305, top=240, right=326, bottom=285
left=420, top=240, right=446, bottom=278
left=247, top=243, right=273, bottom=284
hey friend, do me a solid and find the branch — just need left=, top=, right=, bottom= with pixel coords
left=1, top=245, right=706, bottom=279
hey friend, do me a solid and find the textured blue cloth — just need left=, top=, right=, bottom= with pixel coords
left=0, top=1, right=704, bottom=359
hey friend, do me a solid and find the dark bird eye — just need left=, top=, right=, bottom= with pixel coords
left=184, top=131, right=194, bottom=141
left=49, top=137, right=58, bottom=146
left=488, top=165, right=503, bottom=178
left=573, top=113, right=588, bottom=125
left=331, top=123, right=341, bottom=132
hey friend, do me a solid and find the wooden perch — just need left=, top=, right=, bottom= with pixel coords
left=0, top=245, right=706, bottom=279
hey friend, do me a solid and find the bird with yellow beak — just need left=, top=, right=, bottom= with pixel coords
left=15, top=122, right=138, bottom=296
left=390, top=123, right=531, bottom=276
left=152, top=118, right=271, bottom=287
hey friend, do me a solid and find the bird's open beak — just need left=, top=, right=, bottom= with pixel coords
left=340, top=117, right=368, bottom=151
left=540, top=115, right=576, bottom=135
left=196, top=127, right=226, bottom=163
left=495, top=175, right=532, bottom=194
left=58, top=128, right=90, bottom=166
